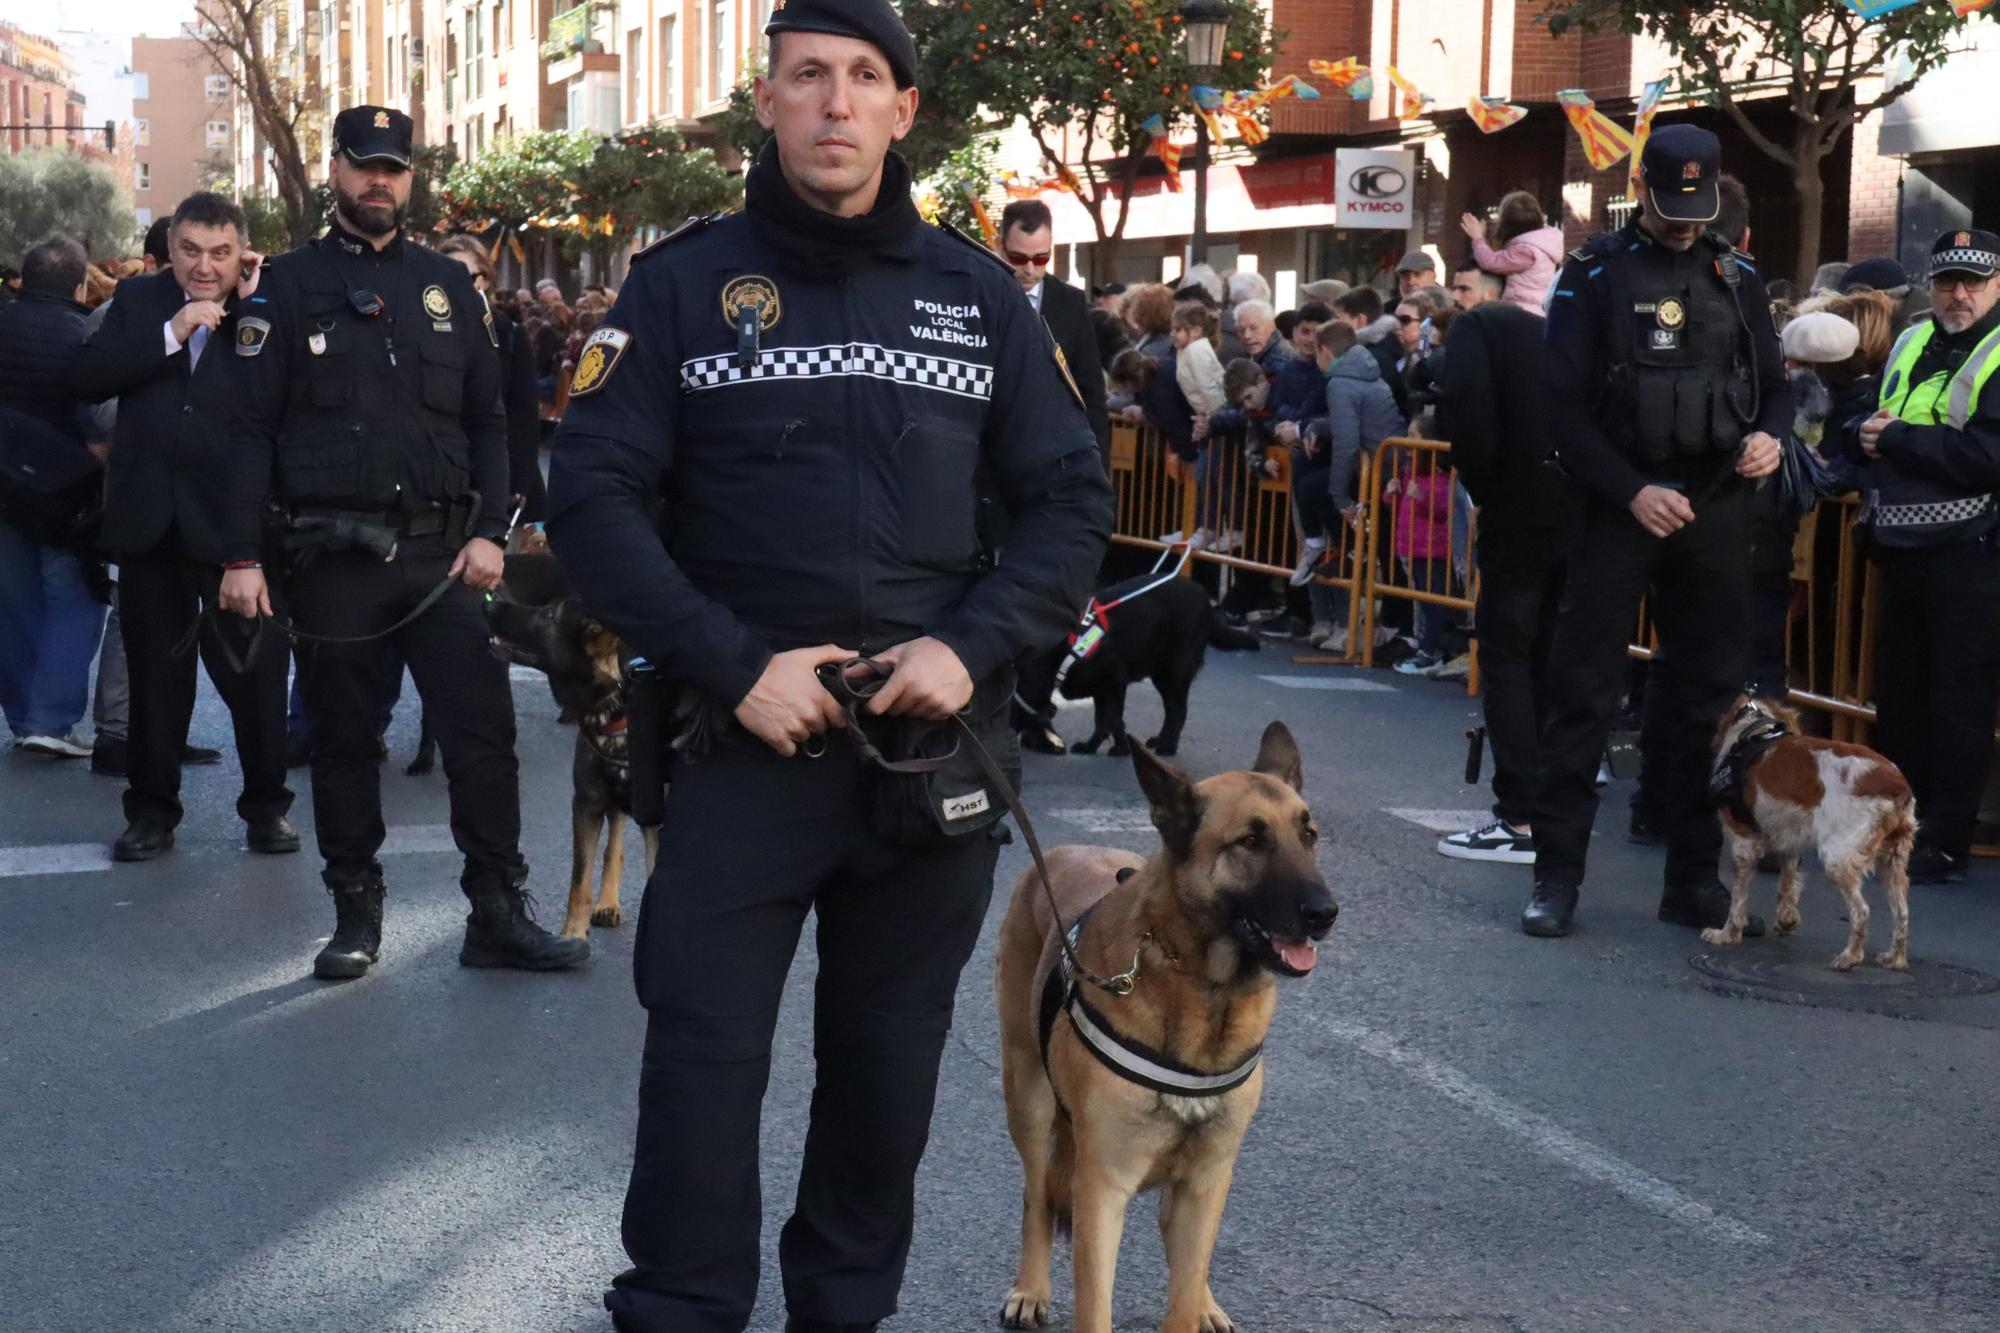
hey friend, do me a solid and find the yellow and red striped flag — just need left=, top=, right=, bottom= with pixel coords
left=1466, top=96, right=1527, bottom=134
left=1385, top=66, right=1434, bottom=121
left=1628, top=78, right=1670, bottom=199
left=1307, top=57, right=1367, bottom=93
left=1139, top=114, right=1184, bottom=192
left=1557, top=88, right=1636, bottom=172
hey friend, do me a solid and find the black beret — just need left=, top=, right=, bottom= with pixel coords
left=765, top=0, right=918, bottom=89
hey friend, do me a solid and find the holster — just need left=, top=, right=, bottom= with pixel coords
left=624, top=655, right=668, bottom=828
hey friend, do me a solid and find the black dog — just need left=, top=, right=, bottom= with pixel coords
left=484, top=595, right=656, bottom=939
left=407, top=553, right=574, bottom=776
left=1017, top=572, right=1259, bottom=758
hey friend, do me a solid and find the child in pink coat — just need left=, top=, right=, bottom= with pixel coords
left=1390, top=453, right=1458, bottom=671
left=1460, top=191, right=1565, bottom=316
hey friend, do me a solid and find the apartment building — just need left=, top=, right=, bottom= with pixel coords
left=418, top=0, right=566, bottom=160
left=130, top=36, right=238, bottom=229
left=1, top=22, right=89, bottom=157
left=224, top=0, right=327, bottom=197
left=609, top=0, right=774, bottom=135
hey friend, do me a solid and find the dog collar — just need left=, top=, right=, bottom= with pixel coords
left=581, top=708, right=632, bottom=766
left=1707, top=714, right=1791, bottom=826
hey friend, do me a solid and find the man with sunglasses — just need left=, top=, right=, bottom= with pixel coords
left=1852, top=227, right=2000, bottom=885
left=216, top=105, right=588, bottom=981
left=996, top=198, right=1108, bottom=455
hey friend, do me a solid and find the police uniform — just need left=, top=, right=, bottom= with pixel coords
left=1854, top=229, right=2000, bottom=883
left=222, top=106, right=586, bottom=979
left=546, top=8, right=1111, bottom=1328
left=1524, top=125, right=1792, bottom=937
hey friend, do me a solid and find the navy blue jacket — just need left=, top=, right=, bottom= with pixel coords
left=0, top=291, right=91, bottom=442
left=546, top=187, right=1112, bottom=708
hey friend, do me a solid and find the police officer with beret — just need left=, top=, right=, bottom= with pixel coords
left=1522, top=124, right=1791, bottom=938
left=545, top=3, right=1112, bottom=1328
left=218, top=106, right=588, bottom=980
left=1850, top=228, right=2000, bottom=885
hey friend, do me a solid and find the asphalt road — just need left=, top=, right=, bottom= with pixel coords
left=3, top=639, right=1998, bottom=1333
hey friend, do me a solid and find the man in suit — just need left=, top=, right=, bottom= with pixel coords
left=78, top=191, right=297, bottom=862
left=994, top=199, right=1109, bottom=456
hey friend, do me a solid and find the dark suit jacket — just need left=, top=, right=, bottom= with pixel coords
left=77, top=269, right=244, bottom=564
left=1037, top=277, right=1110, bottom=453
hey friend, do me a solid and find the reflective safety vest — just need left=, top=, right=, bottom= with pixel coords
left=1862, top=319, right=2000, bottom=547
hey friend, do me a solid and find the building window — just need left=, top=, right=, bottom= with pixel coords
left=626, top=27, right=643, bottom=122
left=135, top=207, right=154, bottom=228
left=708, top=0, right=730, bottom=104
left=205, top=120, right=230, bottom=148
left=135, top=118, right=150, bottom=146
left=131, top=72, right=149, bottom=101
left=136, top=163, right=151, bottom=191
left=205, top=73, right=231, bottom=101
left=658, top=15, right=677, bottom=117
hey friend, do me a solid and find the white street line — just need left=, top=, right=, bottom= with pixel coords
left=1328, top=1018, right=1771, bottom=1247
left=1258, top=674, right=1395, bottom=692
left=0, top=843, right=113, bottom=878
left=1385, top=808, right=1494, bottom=833
left=1048, top=807, right=1158, bottom=834
left=378, top=824, right=459, bottom=856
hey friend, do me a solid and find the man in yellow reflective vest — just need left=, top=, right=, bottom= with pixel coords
left=1857, top=227, right=2000, bottom=883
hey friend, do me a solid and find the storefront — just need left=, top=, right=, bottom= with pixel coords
left=1879, top=30, right=2000, bottom=272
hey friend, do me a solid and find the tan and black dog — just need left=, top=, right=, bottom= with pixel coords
left=995, top=722, right=1336, bottom=1333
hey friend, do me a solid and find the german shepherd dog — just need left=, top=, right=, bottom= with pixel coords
left=483, top=594, right=658, bottom=940
left=995, top=723, right=1336, bottom=1332
left=1016, top=573, right=1261, bottom=759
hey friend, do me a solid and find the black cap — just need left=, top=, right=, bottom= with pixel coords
left=765, top=0, right=918, bottom=89
left=1837, top=256, right=1909, bottom=294
left=1092, top=282, right=1127, bottom=299
left=1641, top=124, right=1721, bottom=226
left=331, top=105, right=414, bottom=168
left=1929, top=228, right=2000, bottom=280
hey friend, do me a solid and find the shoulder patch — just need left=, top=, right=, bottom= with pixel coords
left=567, top=326, right=632, bottom=398
left=938, top=220, right=1016, bottom=276
left=632, top=213, right=719, bottom=266
left=235, top=316, right=272, bottom=357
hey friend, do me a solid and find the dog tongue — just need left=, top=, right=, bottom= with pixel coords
left=1273, top=937, right=1317, bottom=973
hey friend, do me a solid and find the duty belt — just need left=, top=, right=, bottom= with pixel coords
left=293, top=499, right=475, bottom=539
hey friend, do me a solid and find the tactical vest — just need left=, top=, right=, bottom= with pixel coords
left=1860, top=320, right=2000, bottom=548
left=1600, top=239, right=1756, bottom=469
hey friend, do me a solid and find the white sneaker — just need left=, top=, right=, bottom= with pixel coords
left=1373, top=625, right=1400, bottom=649
left=1428, top=653, right=1473, bottom=681
left=1215, top=529, right=1243, bottom=553
left=19, top=731, right=93, bottom=759
left=1438, top=819, right=1536, bottom=864
left=1314, top=624, right=1349, bottom=653
left=1290, top=538, right=1327, bottom=587
left=1156, top=529, right=1189, bottom=545
left=1306, top=620, right=1335, bottom=645
left=1595, top=761, right=1612, bottom=788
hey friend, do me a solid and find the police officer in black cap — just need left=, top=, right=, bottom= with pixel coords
left=1848, top=227, right=2000, bottom=885
left=1521, top=123, right=1792, bottom=938
left=545, top=1, right=1112, bottom=1328
left=218, top=105, right=588, bottom=980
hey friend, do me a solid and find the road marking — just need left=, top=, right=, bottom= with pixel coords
left=507, top=665, right=544, bottom=684
left=1327, top=1018, right=1771, bottom=1247
left=1258, top=674, right=1395, bottom=693
left=1048, top=806, right=1158, bottom=834
left=1385, top=808, right=1493, bottom=833
left=0, top=843, right=113, bottom=878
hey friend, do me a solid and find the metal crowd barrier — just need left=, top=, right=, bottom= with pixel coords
left=1359, top=437, right=1479, bottom=691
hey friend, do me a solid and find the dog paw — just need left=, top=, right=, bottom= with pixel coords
left=1700, top=927, right=1739, bottom=946
left=560, top=922, right=591, bottom=942
left=999, top=1289, right=1052, bottom=1329
left=591, top=905, right=622, bottom=928
left=1773, top=912, right=1801, bottom=936
left=1875, top=949, right=1909, bottom=971
left=1830, top=951, right=1862, bottom=971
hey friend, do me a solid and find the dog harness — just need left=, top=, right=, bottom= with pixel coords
left=1707, top=712, right=1792, bottom=828
left=1037, top=905, right=1263, bottom=1104
left=1051, top=546, right=1193, bottom=690
left=580, top=707, right=631, bottom=767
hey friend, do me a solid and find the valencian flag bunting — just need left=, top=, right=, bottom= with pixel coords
left=1190, top=85, right=1234, bottom=143
left=1307, top=57, right=1373, bottom=99
left=1557, top=88, right=1637, bottom=171
left=962, top=183, right=998, bottom=246
left=1466, top=96, right=1528, bottom=134
left=1138, top=114, right=1185, bottom=192
left=1385, top=66, right=1434, bottom=120
left=1952, top=0, right=1993, bottom=13
left=1629, top=78, right=1670, bottom=198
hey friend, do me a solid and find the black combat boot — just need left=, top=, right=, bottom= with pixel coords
left=1520, top=877, right=1580, bottom=938
left=1659, top=879, right=1765, bottom=936
left=459, top=867, right=591, bottom=971
left=314, top=866, right=385, bottom=980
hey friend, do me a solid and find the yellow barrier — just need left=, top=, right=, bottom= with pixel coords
left=1360, top=437, right=1479, bottom=691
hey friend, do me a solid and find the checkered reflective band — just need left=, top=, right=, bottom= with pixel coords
left=1932, top=246, right=2000, bottom=274
left=1873, top=494, right=1996, bottom=528
left=680, top=343, right=996, bottom=402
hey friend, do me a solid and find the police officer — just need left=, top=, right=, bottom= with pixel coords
left=1522, top=124, right=1791, bottom=938
left=217, top=106, right=587, bottom=980
left=544, top=4, right=1113, bottom=1328
left=1852, top=228, right=2000, bottom=885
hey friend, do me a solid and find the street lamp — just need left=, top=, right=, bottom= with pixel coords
left=1180, top=0, right=1230, bottom=268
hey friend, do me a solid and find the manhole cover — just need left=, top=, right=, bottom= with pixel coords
left=1690, top=951, right=2000, bottom=1002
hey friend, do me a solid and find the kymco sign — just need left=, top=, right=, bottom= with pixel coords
left=1334, top=149, right=1416, bottom=230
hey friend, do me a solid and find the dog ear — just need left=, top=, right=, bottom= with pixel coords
left=1252, top=721, right=1303, bottom=793
left=1132, top=742, right=1202, bottom=860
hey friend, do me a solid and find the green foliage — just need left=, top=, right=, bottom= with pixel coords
left=438, top=131, right=598, bottom=233
left=932, top=0, right=1276, bottom=244
left=239, top=194, right=293, bottom=255
left=405, top=143, right=462, bottom=238
left=0, top=150, right=137, bottom=262
left=918, top=137, right=1001, bottom=235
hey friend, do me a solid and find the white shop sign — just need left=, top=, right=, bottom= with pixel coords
left=1334, top=149, right=1416, bottom=230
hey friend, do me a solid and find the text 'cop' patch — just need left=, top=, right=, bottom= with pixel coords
left=568, top=327, right=632, bottom=398
left=236, top=317, right=272, bottom=357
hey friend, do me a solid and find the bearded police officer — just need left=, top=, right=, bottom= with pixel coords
left=1521, top=124, right=1790, bottom=938
left=218, top=106, right=587, bottom=980
left=545, top=5, right=1111, bottom=1329
left=1852, top=228, right=2000, bottom=885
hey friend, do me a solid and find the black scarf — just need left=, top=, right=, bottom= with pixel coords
left=743, top=140, right=921, bottom=267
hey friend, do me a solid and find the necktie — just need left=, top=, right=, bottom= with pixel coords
left=189, top=323, right=210, bottom=369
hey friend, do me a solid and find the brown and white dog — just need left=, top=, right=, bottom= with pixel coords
left=1704, top=695, right=1915, bottom=971
left=994, top=723, right=1336, bottom=1333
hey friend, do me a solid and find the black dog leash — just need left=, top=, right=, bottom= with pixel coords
left=816, top=657, right=1144, bottom=998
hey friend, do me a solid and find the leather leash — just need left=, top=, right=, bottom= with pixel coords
left=817, top=657, right=1144, bottom=998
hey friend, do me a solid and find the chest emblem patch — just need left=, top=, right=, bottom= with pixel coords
left=569, top=326, right=632, bottom=398
left=422, top=284, right=452, bottom=320
left=721, top=275, right=782, bottom=333
left=308, top=331, right=327, bottom=356
left=1656, top=297, right=1686, bottom=330
left=236, top=317, right=271, bottom=357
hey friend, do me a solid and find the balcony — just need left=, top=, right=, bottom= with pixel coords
left=541, top=3, right=605, bottom=62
